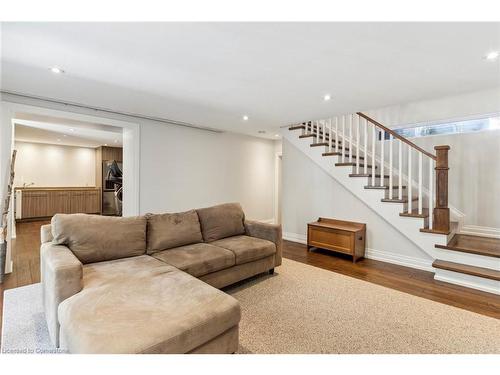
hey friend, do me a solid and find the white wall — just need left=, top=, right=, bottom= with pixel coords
left=0, top=98, right=277, bottom=223
left=362, top=87, right=500, bottom=231
left=282, top=138, right=432, bottom=267
left=364, top=87, right=500, bottom=128
left=13, top=141, right=96, bottom=187
left=139, top=123, right=276, bottom=221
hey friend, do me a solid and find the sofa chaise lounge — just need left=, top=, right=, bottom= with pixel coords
left=40, top=203, right=282, bottom=354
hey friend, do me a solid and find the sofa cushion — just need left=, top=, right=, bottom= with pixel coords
left=152, top=243, right=235, bottom=277
left=51, top=214, right=146, bottom=264
left=146, top=210, right=203, bottom=254
left=211, top=235, right=276, bottom=265
left=58, top=255, right=241, bottom=353
left=196, top=203, right=245, bottom=242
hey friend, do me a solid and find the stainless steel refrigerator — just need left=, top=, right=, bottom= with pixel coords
left=102, top=160, right=123, bottom=216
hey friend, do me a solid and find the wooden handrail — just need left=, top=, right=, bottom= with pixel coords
left=357, top=112, right=436, bottom=160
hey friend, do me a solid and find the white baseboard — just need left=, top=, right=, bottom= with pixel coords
left=283, top=232, right=307, bottom=244
left=459, top=225, right=500, bottom=239
left=283, top=232, right=434, bottom=272
left=434, top=268, right=500, bottom=295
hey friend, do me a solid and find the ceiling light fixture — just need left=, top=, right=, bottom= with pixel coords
left=242, top=115, right=249, bottom=121
left=323, top=94, right=331, bottom=101
left=104, top=143, right=108, bottom=146
left=485, top=51, right=499, bottom=60
left=114, top=139, right=119, bottom=143
left=274, top=134, right=280, bottom=137
left=50, top=66, right=65, bottom=74
left=69, top=128, right=74, bottom=132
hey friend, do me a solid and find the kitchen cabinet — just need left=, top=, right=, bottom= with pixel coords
left=16, top=188, right=101, bottom=219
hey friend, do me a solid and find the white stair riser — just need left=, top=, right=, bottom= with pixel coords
left=434, top=248, right=500, bottom=271
left=434, top=268, right=500, bottom=295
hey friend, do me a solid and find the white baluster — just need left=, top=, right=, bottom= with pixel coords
left=316, top=120, right=320, bottom=143
left=335, top=117, right=339, bottom=153
left=389, top=134, right=393, bottom=199
left=418, top=152, right=423, bottom=215
left=349, top=115, right=353, bottom=163
left=408, top=145, right=412, bottom=213
left=322, top=120, right=326, bottom=143
left=371, top=124, right=376, bottom=186
left=342, top=116, right=345, bottom=163
left=429, top=158, right=434, bottom=229
left=328, top=118, right=332, bottom=153
left=356, top=115, right=360, bottom=174
left=363, top=118, right=368, bottom=175
left=398, top=140, right=402, bottom=200
left=380, top=131, right=385, bottom=187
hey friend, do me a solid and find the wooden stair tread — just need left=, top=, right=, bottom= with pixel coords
left=299, top=134, right=316, bottom=138
left=435, top=234, right=500, bottom=258
left=336, top=162, right=377, bottom=168
left=310, top=142, right=329, bottom=147
left=381, top=197, right=418, bottom=203
left=289, top=125, right=305, bottom=130
left=399, top=208, right=429, bottom=218
left=420, top=228, right=450, bottom=235
left=432, top=260, right=500, bottom=281
left=349, top=173, right=389, bottom=178
left=324, top=153, right=365, bottom=160
left=364, top=185, right=406, bottom=190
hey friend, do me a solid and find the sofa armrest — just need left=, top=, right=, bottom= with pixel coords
left=41, top=224, right=53, bottom=243
left=244, top=220, right=282, bottom=266
left=40, top=242, right=83, bottom=347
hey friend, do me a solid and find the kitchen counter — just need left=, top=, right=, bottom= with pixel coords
left=15, top=186, right=99, bottom=191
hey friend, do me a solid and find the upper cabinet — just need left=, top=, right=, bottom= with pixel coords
left=101, top=146, right=123, bottom=162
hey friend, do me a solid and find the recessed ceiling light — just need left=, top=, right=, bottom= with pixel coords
left=69, top=128, right=74, bottom=132
left=63, top=134, right=67, bottom=137
left=104, top=143, right=108, bottom=146
left=485, top=51, right=499, bottom=60
left=242, top=115, right=249, bottom=121
left=49, top=66, right=64, bottom=74
left=114, top=139, right=119, bottom=143
left=274, top=134, right=280, bottom=137
left=323, top=94, right=332, bottom=101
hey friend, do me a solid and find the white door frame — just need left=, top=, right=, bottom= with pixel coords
left=274, top=151, right=282, bottom=225
left=1, top=100, right=141, bottom=273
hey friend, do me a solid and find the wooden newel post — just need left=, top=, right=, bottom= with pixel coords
left=433, top=145, right=450, bottom=233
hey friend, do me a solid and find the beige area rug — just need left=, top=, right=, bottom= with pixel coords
left=225, top=258, right=500, bottom=354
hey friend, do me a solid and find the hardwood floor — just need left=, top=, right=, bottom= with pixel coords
left=1, top=221, right=499, bottom=342
left=283, top=240, right=500, bottom=319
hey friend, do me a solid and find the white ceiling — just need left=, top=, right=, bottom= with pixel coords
left=2, top=22, right=500, bottom=138
left=14, top=114, right=123, bottom=148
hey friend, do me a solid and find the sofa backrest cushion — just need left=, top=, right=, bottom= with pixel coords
left=196, top=203, right=245, bottom=242
left=146, top=210, right=203, bottom=254
left=51, top=214, right=147, bottom=264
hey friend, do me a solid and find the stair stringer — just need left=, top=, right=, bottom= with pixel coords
left=283, top=131, right=447, bottom=261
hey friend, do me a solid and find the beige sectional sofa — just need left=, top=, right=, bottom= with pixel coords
left=40, top=203, right=282, bottom=354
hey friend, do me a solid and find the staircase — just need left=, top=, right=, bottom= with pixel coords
left=286, top=113, right=500, bottom=295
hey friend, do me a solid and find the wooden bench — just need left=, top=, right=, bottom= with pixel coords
left=307, top=218, right=366, bottom=263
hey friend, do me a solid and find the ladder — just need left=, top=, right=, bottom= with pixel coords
left=0, top=149, right=17, bottom=283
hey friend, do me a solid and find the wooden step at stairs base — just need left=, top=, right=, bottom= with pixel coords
left=432, top=260, right=500, bottom=281
left=381, top=197, right=418, bottom=203
left=436, top=234, right=500, bottom=258
left=325, top=152, right=366, bottom=160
